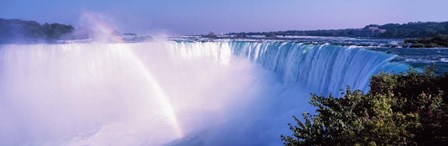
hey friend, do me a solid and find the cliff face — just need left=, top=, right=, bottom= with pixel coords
left=0, top=18, right=74, bottom=43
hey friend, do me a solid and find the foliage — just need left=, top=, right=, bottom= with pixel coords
left=377, top=22, right=448, bottom=38
left=404, top=34, right=448, bottom=48
left=265, top=32, right=277, bottom=38
left=42, top=23, right=74, bottom=39
left=229, top=21, right=448, bottom=39
left=282, top=68, right=448, bottom=145
left=0, top=18, right=74, bottom=43
left=203, top=31, right=218, bottom=38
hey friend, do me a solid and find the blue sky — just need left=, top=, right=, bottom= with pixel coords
left=1, top=0, right=448, bottom=34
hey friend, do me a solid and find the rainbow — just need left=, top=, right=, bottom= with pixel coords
left=81, top=11, right=124, bottom=42
left=82, top=11, right=184, bottom=137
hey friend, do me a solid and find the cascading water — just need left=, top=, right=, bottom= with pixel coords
left=0, top=40, right=409, bottom=146
left=174, top=41, right=410, bottom=95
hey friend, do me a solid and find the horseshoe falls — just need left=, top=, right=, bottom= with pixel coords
left=0, top=41, right=409, bottom=146
left=230, top=42, right=409, bottom=94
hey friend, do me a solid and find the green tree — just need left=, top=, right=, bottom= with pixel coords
left=282, top=68, right=448, bottom=145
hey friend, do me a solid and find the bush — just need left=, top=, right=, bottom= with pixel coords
left=282, top=68, right=448, bottom=145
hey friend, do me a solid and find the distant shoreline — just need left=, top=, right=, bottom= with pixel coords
left=2, top=18, right=448, bottom=48
left=226, top=21, right=448, bottom=38
left=0, top=18, right=75, bottom=44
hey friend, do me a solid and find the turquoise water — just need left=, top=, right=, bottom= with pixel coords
left=174, top=41, right=411, bottom=95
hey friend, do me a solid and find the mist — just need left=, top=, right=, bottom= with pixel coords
left=0, top=41, right=313, bottom=146
left=0, top=14, right=407, bottom=144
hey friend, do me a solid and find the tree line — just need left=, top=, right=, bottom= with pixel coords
left=229, top=21, right=448, bottom=39
left=0, top=18, right=74, bottom=43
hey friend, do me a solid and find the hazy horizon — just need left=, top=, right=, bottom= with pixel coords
left=2, top=0, right=448, bottom=34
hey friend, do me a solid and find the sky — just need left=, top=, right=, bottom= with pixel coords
left=1, top=0, right=448, bottom=34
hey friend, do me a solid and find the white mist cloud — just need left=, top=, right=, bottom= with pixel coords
left=0, top=41, right=313, bottom=146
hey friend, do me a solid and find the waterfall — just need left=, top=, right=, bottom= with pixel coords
left=171, top=41, right=410, bottom=95
left=0, top=41, right=410, bottom=146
